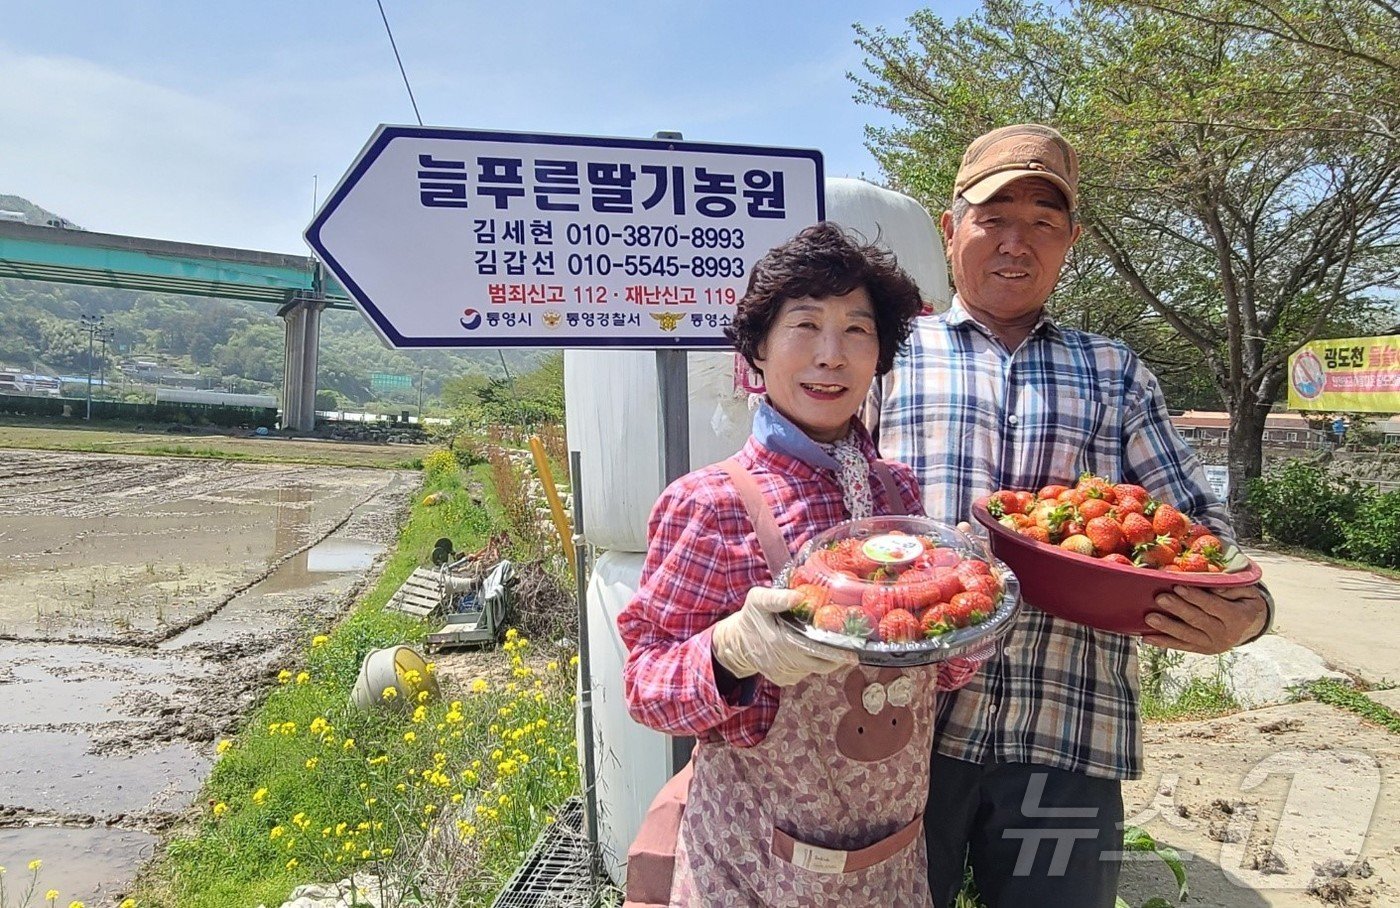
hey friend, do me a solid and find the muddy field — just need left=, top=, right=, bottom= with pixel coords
left=0, top=451, right=417, bottom=904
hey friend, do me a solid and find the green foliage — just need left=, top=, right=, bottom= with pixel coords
left=1247, top=461, right=1399, bottom=566
left=1302, top=679, right=1400, bottom=734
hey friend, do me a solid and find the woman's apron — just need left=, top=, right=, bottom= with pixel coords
left=658, top=459, right=939, bottom=906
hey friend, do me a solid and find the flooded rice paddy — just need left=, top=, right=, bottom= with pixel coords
left=0, top=451, right=417, bottom=904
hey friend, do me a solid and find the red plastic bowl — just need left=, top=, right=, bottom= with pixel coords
left=970, top=500, right=1262, bottom=635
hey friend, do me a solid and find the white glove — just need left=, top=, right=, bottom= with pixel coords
left=711, top=587, right=857, bottom=687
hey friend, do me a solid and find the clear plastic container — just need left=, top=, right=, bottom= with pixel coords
left=777, top=515, right=1020, bottom=666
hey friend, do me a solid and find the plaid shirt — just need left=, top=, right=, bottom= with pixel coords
left=619, top=402, right=982, bottom=748
left=867, top=299, right=1233, bottom=780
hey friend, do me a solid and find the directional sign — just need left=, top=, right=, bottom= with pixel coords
left=306, top=126, right=824, bottom=349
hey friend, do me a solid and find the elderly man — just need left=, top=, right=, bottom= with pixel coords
left=867, top=124, right=1272, bottom=908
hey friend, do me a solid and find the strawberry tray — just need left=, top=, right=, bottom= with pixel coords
left=776, top=515, right=1021, bottom=666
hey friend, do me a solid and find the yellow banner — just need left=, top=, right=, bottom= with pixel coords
left=1288, top=335, right=1400, bottom=411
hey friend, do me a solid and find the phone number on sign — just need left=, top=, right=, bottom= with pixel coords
left=567, top=253, right=745, bottom=278
left=566, top=223, right=747, bottom=249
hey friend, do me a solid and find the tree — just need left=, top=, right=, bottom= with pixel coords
left=854, top=0, right=1400, bottom=536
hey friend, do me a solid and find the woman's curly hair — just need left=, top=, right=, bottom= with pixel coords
left=724, top=222, right=924, bottom=376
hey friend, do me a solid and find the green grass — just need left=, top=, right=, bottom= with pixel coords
left=1301, top=679, right=1400, bottom=734
left=127, top=458, right=579, bottom=908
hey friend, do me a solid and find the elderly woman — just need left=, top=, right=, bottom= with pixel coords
left=617, top=222, right=983, bottom=906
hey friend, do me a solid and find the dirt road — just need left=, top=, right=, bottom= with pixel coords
left=0, top=451, right=417, bottom=905
left=1119, top=550, right=1400, bottom=908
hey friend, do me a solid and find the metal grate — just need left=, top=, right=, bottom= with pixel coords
left=490, top=797, right=598, bottom=908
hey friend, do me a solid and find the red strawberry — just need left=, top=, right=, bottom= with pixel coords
left=1113, top=483, right=1149, bottom=503
left=811, top=603, right=849, bottom=633
left=1012, top=490, right=1036, bottom=514
left=788, top=583, right=831, bottom=620
left=1101, top=553, right=1134, bottom=566
left=1019, top=525, right=1051, bottom=544
left=933, top=569, right=965, bottom=602
left=861, top=584, right=901, bottom=621
left=1078, top=498, right=1113, bottom=522
left=1114, top=495, right=1146, bottom=516
left=1057, top=488, right=1088, bottom=507
left=1084, top=515, right=1126, bottom=556
left=1061, top=520, right=1086, bottom=538
left=1136, top=536, right=1181, bottom=569
left=1120, top=512, right=1157, bottom=548
left=960, top=573, right=1002, bottom=599
left=1185, top=522, right=1214, bottom=540
left=1152, top=504, right=1189, bottom=540
left=946, top=591, right=994, bottom=627
left=1076, top=474, right=1118, bottom=503
left=930, top=547, right=963, bottom=568
left=1060, top=534, right=1095, bottom=556
left=1188, top=533, right=1223, bottom=554
left=1174, top=552, right=1212, bottom=572
left=1038, top=484, right=1070, bottom=501
left=878, top=608, right=921, bottom=643
left=921, top=603, right=955, bottom=637
left=987, top=490, right=1023, bottom=518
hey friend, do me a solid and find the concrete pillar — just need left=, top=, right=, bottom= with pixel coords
left=281, top=306, right=306, bottom=430
left=298, top=301, right=326, bottom=433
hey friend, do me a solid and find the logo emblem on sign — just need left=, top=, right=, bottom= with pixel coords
left=1291, top=349, right=1325, bottom=400
left=651, top=312, right=684, bottom=331
left=861, top=533, right=925, bottom=566
left=460, top=308, right=481, bottom=331
left=543, top=311, right=561, bottom=328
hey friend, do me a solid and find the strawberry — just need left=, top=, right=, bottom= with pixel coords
left=986, top=490, right=1023, bottom=518
left=1101, top=553, right=1134, bottom=566
left=1018, top=525, right=1051, bottom=544
left=825, top=538, right=879, bottom=576
left=789, top=583, right=831, bottom=620
left=1059, top=534, right=1095, bottom=556
left=921, top=604, right=955, bottom=637
left=955, top=558, right=992, bottom=579
left=1152, top=504, right=1189, bottom=540
left=1186, top=522, right=1214, bottom=541
left=1031, top=500, right=1073, bottom=538
left=841, top=607, right=874, bottom=639
left=891, top=570, right=942, bottom=611
left=1057, top=488, right=1088, bottom=507
left=878, top=608, right=921, bottom=643
left=930, top=547, right=963, bottom=568
left=947, top=591, right=995, bottom=627
left=1119, top=512, right=1157, bottom=548
left=1188, top=533, right=1223, bottom=554
left=1135, top=535, right=1181, bottom=569
left=1078, top=498, right=1113, bottom=522
left=1084, top=515, right=1126, bottom=556
left=1113, top=483, right=1150, bottom=503
left=1061, top=519, right=1086, bottom=538
left=961, top=572, right=1002, bottom=599
left=1114, top=495, right=1146, bottom=516
left=932, top=569, right=965, bottom=602
left=1012, top=490, right=1036, bottom=514
left=1076, top=473, right=1118, bottom=503
left=1174, top=552, right=1212, bottom=572
left=811, top=603, right=849, bottom=633
left=861, top=584, right=901, bottom=621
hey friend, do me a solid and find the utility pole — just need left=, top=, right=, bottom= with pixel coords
left=417, top=366, right=425, bottom=420
left=98, top=327, right=114, bottom=398
left=79, top=313, right=103, bottom=421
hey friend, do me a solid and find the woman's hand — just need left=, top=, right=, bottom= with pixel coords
left=711, top=587, right=857, bottom=686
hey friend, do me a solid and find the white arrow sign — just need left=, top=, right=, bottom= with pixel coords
left=306, top=126, right=824, bottom=349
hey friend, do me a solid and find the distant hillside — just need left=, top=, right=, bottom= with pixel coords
left=0, top=194, right=549, bottom=409
left=0, top=194, right=70, bottom=227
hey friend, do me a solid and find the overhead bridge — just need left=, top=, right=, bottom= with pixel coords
left=0, top=220, right=357, bottom=430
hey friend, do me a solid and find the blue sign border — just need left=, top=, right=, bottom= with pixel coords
left=305, top=126, right=826, bottom=349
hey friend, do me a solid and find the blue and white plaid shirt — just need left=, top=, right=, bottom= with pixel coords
left=867, top=297, right=1232, bottom=780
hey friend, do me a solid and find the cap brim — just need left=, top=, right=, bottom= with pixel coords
left=960, top=169, right=1075, bottom=208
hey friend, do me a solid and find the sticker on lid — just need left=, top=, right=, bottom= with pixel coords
left=861, top=533, right=925, bottom=565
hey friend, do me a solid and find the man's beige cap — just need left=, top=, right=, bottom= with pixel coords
left=953, top=124, right=1079, bottom=210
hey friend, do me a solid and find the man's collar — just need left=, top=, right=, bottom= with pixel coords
left=946, top=295, right=1062, bottom=340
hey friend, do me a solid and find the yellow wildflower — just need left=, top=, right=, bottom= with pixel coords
left=69, top=902, right=85, bottom=908
left=305, top=757, right=319, bottom=770
left=470, top=678, right=489, bottom=694
left=547, top=661, right=559, bottom=672
left=252, top=787, right=268, bottom=805
left=381, top=685, right=398, bottom=701
left=343, top=738, right=355, bottom=751
left=269, top=826, right=285, bottom=840
left=286, top=857, right=299, bottom=869
left=45, top=891, right=59, bottom=903
left=119, top=901, right=137, bottom=908
left=29, top=860, right=42, bottom=871
left=295, top=671, right=310, bottom=685
left=311, top=635, right=329, bottom=647
left=277, top=669, right=292, bottom=683
left=212, top=802, right=228, bottom=817
left=403, top=731, right=417, bottom=743
left=215, top=739, right=232, bottom=754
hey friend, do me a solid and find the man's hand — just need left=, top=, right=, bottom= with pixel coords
left=711, top=587, right=857, bottom=687
left=1142, top=584, right=1268, bottom=654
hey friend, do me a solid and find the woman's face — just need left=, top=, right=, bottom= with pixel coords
left=753, top=288, right=880, bottom=444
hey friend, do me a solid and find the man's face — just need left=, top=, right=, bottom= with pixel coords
left=941, top=177, right=1081, bottom=324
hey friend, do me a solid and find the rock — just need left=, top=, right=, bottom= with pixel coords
left=1167, top=634, right=1349, bottom=708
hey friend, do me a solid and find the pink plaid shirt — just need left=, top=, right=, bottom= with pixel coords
left=618, top=408, right=981, bottom=747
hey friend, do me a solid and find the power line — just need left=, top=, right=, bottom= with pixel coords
left=376, top=0, right=423, bottom=126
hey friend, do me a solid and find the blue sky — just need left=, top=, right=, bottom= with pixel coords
left=0, top=1, right=978, bottom=255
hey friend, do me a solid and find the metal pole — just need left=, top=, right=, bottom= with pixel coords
left=570, top=449, right=601, bottom=876
left=82, top=314, right=99, bottom=421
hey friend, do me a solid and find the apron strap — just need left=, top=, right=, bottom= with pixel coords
left=871, top=460, right=907, bottom=516
left=717, top=458, right=792, bottom=578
